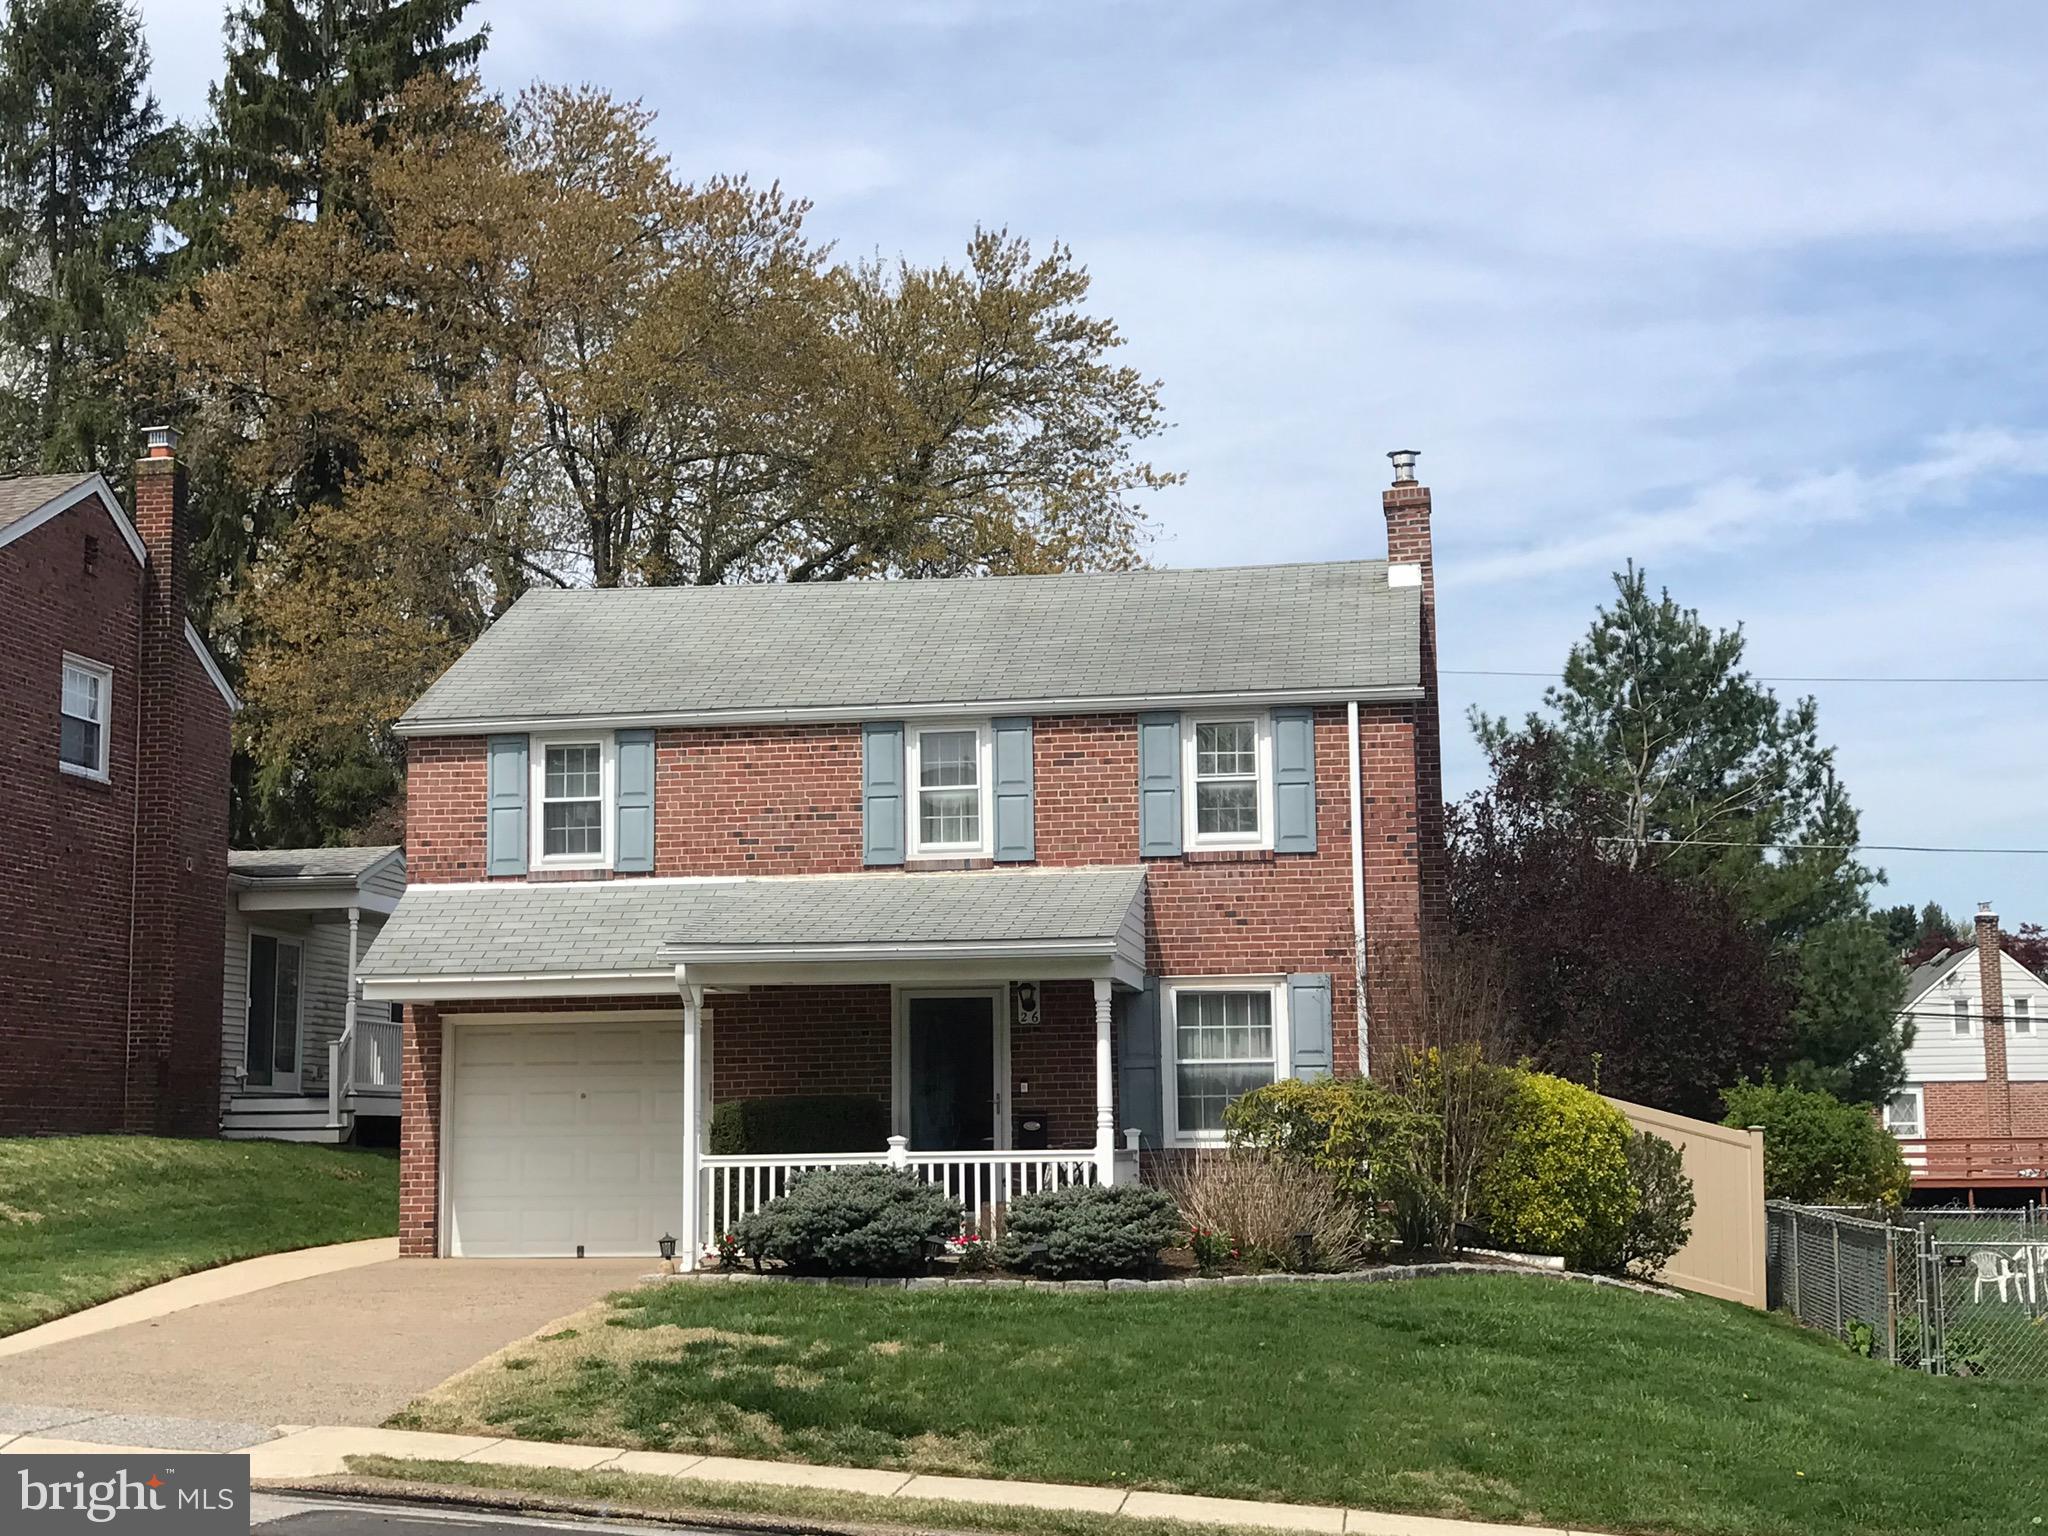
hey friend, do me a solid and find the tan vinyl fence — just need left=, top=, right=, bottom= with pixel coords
left=1607, top=1095, right=1767, bottom=1308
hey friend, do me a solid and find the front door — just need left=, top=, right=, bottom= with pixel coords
left=907, top=994, right=998, bottom=1150
left=245, top=933, right=304, bottom=1093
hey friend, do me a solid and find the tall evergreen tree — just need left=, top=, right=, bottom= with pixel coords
left=0, top=0, right=180, bottom=474
left=207, top=0, right=485, bottom=220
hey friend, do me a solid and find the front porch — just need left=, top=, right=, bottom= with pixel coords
left=363, top=865, right=1158, bottom=1260
left=688, top=978, right=1140, bottom=1253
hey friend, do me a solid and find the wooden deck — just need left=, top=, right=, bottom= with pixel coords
left=1899, top=1136, right=2048, bottom=1199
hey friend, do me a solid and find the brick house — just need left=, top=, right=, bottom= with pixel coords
left=1885, top=903, right=2048, bottom=1200
left=0, top=430, right=238, bottom=1136
left=362, top=456, right=1449, bottom=1262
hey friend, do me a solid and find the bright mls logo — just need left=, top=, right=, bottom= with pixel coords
left=4, top=1455, right=248, bottom=1534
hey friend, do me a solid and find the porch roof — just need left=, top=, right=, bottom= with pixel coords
left=359, top=866, right=1149, bottom=1000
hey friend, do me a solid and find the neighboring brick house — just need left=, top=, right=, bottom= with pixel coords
left=362, top=456, right=1449, bottom=1261
left=0, top=431, right=238, bottom=1136
left=1886, top=903, right=2048, bottom=1201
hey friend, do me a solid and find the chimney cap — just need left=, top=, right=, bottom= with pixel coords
left=140, top=424, right=180, bottom=459
left=1978, top=901, right=1997, bottom=919
left=1387, top=449, right=1420, bottom=485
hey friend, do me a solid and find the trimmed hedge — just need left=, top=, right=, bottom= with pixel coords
left=734, top=1165, right=962, bottom=1275
left=708, top=1095, right=889, bottom=1156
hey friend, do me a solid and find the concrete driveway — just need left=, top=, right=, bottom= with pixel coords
left=0, top=1258, right=647, bottom=1427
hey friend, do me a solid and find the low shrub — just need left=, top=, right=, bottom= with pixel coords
left=1618, top=1130, right=1695, bottom=1279
left=997, top=1184, right=1183, bottom=1278
left=1162, top=1150, right=1377, bottom=1271
left=1720, top=1078, right=1910, bottom=1206
left=708, top=1095, right=889, bottom=1156
left=733, top=1165, right=961, bottom=1275
left=1477, top=1070, right=1636, bottom=1271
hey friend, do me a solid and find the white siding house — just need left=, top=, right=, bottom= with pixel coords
left=222, top=847, right=405, bottom=1142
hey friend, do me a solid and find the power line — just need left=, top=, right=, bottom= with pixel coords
left=1443, top=669, right=2048, bottom=684
left=1599, top=838, right=2048, bottom=856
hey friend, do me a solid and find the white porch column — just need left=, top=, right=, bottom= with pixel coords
left=680, top=979, right=704, bottom=1272
left=331, top=904, right=361, bottom=1128
left=1093, top=976, right=1116, bottom=1185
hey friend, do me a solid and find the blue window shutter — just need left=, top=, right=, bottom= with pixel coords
left=1272, top=707, right=1318, bottom=853
left=615, top=729, right=656, bottom=872
left=1289, top=973, right=1333, bottom=1080
left=991, top=716, right=1035, bottom=862
left=1136, top=711, right=1182, bottom=857
left=863, top=721, right=906, bottom=866
left=1115, top=977, right=1164, bottom=1150
left=486, top=734, right=529, bottom=877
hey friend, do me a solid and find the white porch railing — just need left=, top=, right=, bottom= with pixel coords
left=698, top=1137, right=1100, bottom=1250
left=351, top=1016, right=403, bottom=1095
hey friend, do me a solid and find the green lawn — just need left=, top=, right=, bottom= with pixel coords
left=0, top=1135, right=397, bottom=1336
left=392, top=1275, right=2048, bottom=1536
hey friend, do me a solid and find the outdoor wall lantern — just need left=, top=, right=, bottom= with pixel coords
left=1015, top=982, right=1042, bottom=1027
left=658, top=1233, right=677, bottom=1263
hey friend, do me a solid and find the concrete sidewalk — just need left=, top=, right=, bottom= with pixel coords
left=0, top=1406, right=1585, bottom=1536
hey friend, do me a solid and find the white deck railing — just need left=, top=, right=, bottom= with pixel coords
left=699, top=1138, right=1100, bottom=1248
left=351, top=1016, right=403, bottom=1095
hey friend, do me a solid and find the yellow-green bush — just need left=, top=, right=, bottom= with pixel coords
left=1222, top=1075, right=1428, bottom=1200
left=1477, top=1071, right=1636, bottom=1270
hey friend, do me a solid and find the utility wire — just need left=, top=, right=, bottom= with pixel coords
left=1443, top=669, right=2048, bottom=684
left=1597, top=838, right=2048, bottom=856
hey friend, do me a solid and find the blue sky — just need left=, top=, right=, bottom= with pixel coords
left=138, top=0, right=2048, bottom=921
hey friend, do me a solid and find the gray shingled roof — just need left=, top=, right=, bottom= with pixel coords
left=0, top=472, right=96, bottom=533
left=359, top=867, right=1146, bottom=982
left=1902, top=947, right=1970, bottom=1006
left=398, top=561, right=1421, bottom=730
left=229, top=846, right=402, bottom=884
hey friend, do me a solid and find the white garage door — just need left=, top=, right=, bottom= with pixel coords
left=447, top=1019, right=685, bottom=1258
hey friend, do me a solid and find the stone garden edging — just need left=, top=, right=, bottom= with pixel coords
left=646, top=1259, right=1680, bottom=1299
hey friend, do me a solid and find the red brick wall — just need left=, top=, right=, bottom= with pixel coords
left=1010, top=980, right=1101, bottom=1146
left=709, top=986, right=891, bottom=1102
left=402, top=706, right=1435, bottom=1073
left=0, top=473, right=227, bottom=1136
left=399, top=1003, right=442, bottom=1255
left=405, top=737, right=489, bottom=883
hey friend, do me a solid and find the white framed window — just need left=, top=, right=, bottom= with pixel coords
left=2014, top=997, right=2032, bottom=1035
left=1182, top=712, right=1273, bottom=850
left=907, top=721, right=992, bottom=858
left=1882, top=1087, right=1924, bottom=1140
left=58, top=654, right=112, bottom=780
left=530, top=735, right=614, bottom=869
left=1953, top=998, right=1972, bottom=1036
left=1162, top=976, right=1290, bottom=1145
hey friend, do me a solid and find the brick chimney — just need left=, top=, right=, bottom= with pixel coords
left=1977, top=902, right=2013, bottom=1137
left=126, top=426, right=194, bottom=1132
left=1384, top=451, right=1447, bottom=941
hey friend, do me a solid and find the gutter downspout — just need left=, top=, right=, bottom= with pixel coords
left=1348, top=699, right=1368, bottom=1076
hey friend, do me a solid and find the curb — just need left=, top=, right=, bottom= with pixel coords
left=644, top=1260, right=1679, bottom=1299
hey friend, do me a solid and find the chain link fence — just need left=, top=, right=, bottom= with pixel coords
left=1768, top=1201, right=2048, bottom=1378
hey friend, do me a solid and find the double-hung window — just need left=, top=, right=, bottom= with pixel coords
left=2014, top=997, right=2033, bottom=1034
left=532, top=738, right=611, bottom=868
left=1183, top=713, right=1272, bottom=849
left=1163, top=978, right=1288, bottom=1144
left=59, top=655, right=111, bottom=780
left=908, top=723, right=990, bottom=857
left=1953, top=997, right=1972, bottom=1036
left=1882, top=1087, right=1923, bottom=1140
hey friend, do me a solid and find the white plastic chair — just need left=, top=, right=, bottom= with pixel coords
left=1971, top=1249, right=2023, bottom=1303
